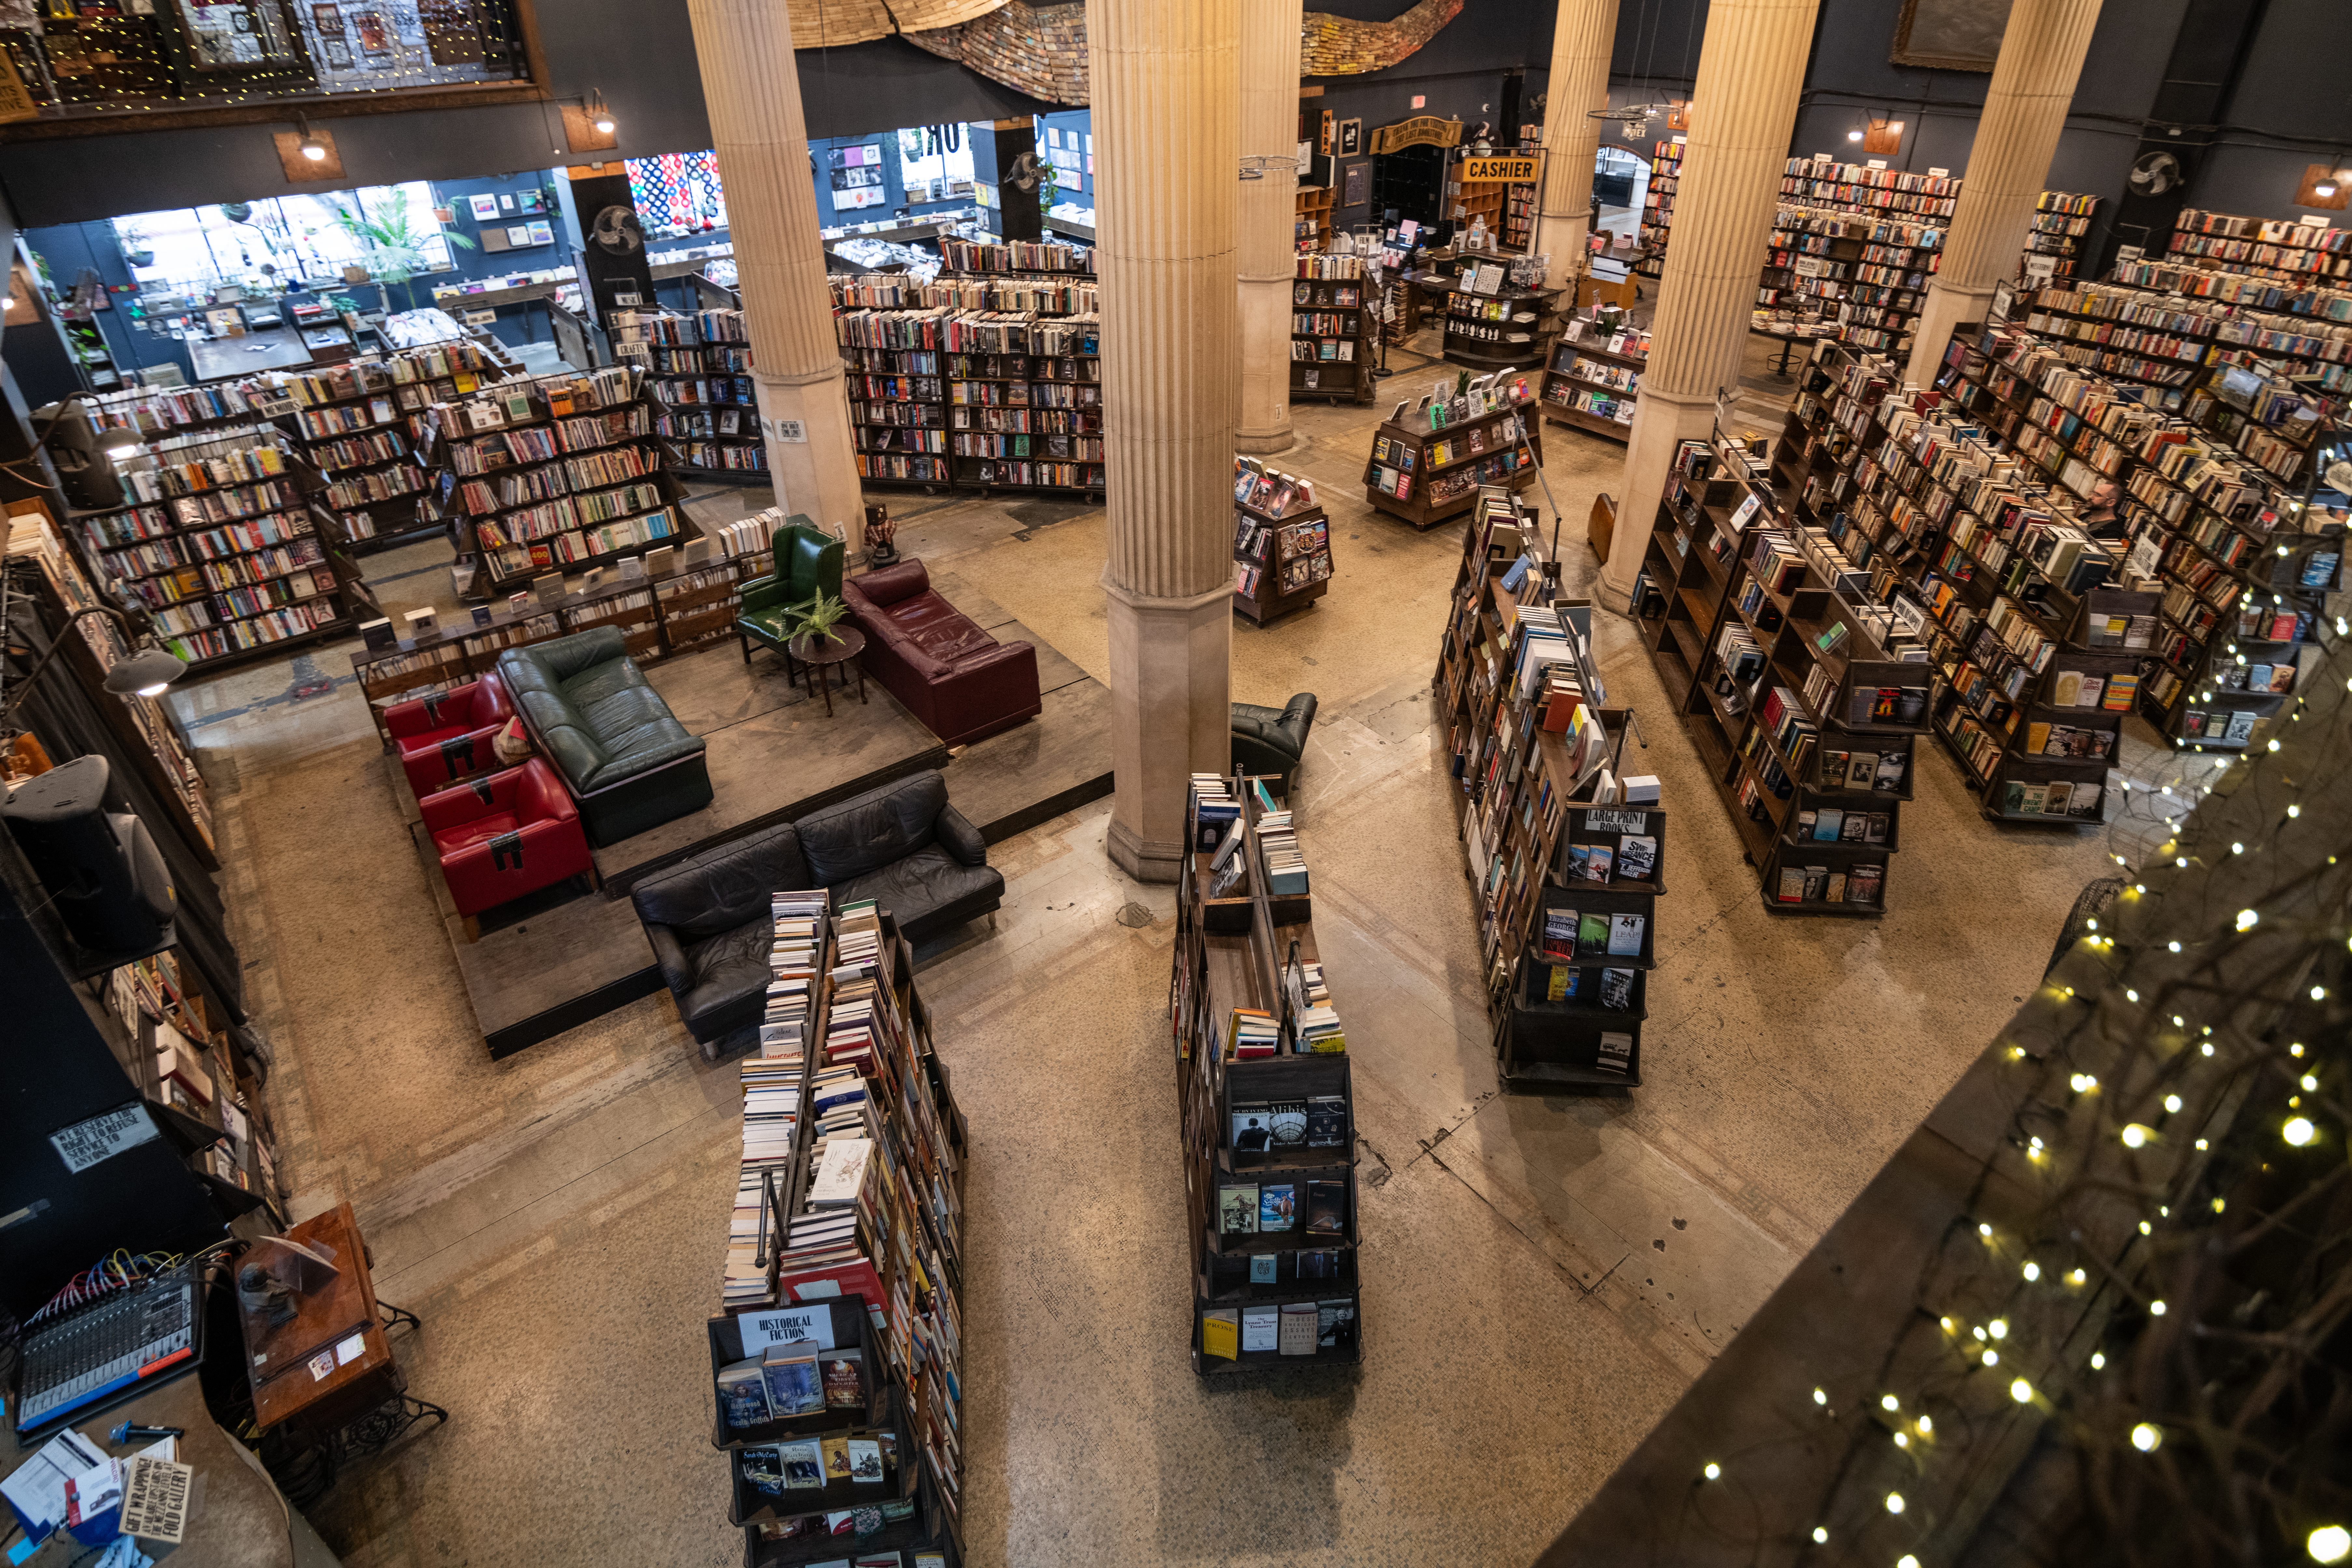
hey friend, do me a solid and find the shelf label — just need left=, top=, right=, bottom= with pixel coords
left=49, top=1103, right=159, bottom=1175
left=763, top=418, right=808, bottom=444
left=738, top=1304, right=837, bottom=1351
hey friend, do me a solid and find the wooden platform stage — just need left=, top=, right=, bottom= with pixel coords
left=393, top=571, right=1112, bottom=1057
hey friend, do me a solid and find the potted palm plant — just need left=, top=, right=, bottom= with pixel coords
left=795, top=591, right=853, bottom=645
left=328, top=191, right=476, bottom=311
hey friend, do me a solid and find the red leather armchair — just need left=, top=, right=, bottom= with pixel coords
left=841, top=561, right=1041, bottom=746
left=385, top=675, right=514, bottom=798
left=418, top=759, right=595, bottom=934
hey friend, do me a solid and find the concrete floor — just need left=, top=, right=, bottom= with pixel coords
left=168, top=328, right=2189, bottom=1566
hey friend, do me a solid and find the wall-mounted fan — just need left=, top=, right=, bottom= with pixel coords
left=2128, top=150, right=2182, bottom=197
left=1004, top=151, right=1045, bottom=194
left=591, top=204, right=644, bottom=255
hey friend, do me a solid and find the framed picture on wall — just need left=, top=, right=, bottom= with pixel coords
left=1338, top=118, right=1361, bottom=158
left=468, top=193, right=501, bottom=221
left=1343, top=160, right=1369, bottom=207
left=517, top=189, right=546, bottom=215
left=1890, top=0, right=2011, bottom=71
left=309, top=2, right=343, bottom=34
left=322, top=37, right=351, bottom=64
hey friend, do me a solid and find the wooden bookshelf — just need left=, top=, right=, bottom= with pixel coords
left=1171, top=775, right=1364, bottom=1371
left=1435, top=275, right=1560, bottom=372
left=71, top=426, right=377, bottom=672
left=1362, top=370, right=1543, bottom=530
left=612, top=307, right=768, bottom=483
left=1231, top=461, right=1331, bottom=625
left=1503, top=179, right=1537, bottom=253
left=1758, top=198, right=1945, bottom=358
left=1431, top=490, right=1658, bottom=1089
left=943, top=312, right=1104, bottom=498
left=842, top=305, right=955, bottom=491
left=2010, top=276, right=2352, bottom=408
left=348, top=551, right=745, bottom=744
left=2166, top=206, right=2352, bottom=288
left=2026, top=190, right=2099, bottom=281
left=1446, top=174, right=1510, bottom=247
left=1636, top=138, right=1684, bottom=281
left=1294, top=184, right=1335, bottom=249
left=1540, top=314, right=1649, bottom=445
left=1289, top=254, right=1376, bottom=404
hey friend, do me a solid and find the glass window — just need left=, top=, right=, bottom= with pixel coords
left=626, top=151, right=727, bottom=242
left=109, top=182, right=456, bottom=295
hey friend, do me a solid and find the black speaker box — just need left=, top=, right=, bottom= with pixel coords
left=37, top=404, right=127, bottom=512
left=3, top=755, right=176, bottom=955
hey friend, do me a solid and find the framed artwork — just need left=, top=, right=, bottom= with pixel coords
left=1337, top=118, right=1361, bottom=158
left=516, top=189, right=546, bottom=215
left=351, top=8, right=388, bottom=52
left=1342, top=160, right=1369, bottom=207
left=505, top=225, right=531, bottom=247
left=322, top=37, right=351, bottom=64
left=1890, top=0, right=2013, bottom=71
left=468, top=193, right=501, bottom=221
left=526, top=220, right=555, bottom=245
left=310, top=2, right=343, bottom=34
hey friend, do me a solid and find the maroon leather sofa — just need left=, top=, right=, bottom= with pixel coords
left=842, top=561, right=1042, bottom=746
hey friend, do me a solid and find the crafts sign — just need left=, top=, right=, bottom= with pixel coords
left=1462, top=155, right=1538, bottom=183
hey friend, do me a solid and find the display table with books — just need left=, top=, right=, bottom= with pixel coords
left=1170, top=775, right=1362, bottom=1372
left=1231, top=458, right=1333, bottom=625
left=1361, top=369, right=1542, bottom=530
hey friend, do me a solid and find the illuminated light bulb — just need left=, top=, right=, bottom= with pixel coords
left=1900, top=1558, right=1921, bottom=1568
left=2127, top=989, right=2140, bottom=1002
left=2132, top=1422, right=2162, bottom=1452
left=2293, top=1043, right=2306, bottom=1057
left=1886, top=1492, right=1906, bottom=1514
left=2232, top=841, right=2245, bottom=854
left=2290, top=804, right=2302, bottom=818
left=2170, top=936, right=2183, bottom=947
left=2211, top=1198, right=2225, bottom=1213
left=2135, top=885, right=2146, bottom=894
left=1938, top=1318, right=1953, bottom=1333
left=2195, top=1138, right=2209, bottom=1150
left=1990, top=1319, right=2008, bottom=1339
left=1893, top=1431, right=1909, bottom=1448
left=2139, top=1220, right=2153, bottom=1235
left=1882, top=1394, right=1899, bottom=1412
left=1848, top=128, right=1865, bottom=142
left=1813, top=1526, right=1829, bottom=1544
left=2238, top=908, right=2261, bottom=930
left=2150, top=1300, right=2167, bottom=1316
left=1983, top=1348, right=1999, bottom=1366
left=2165, top=1095, right=2182, bottom=1113
left=1815, top=1386, right=1829, bottom=1404
left=2202, top=1043, right=2216, bottom=1057
left=1916, top=1414, right=1932, bottom=1434
left=2304, top=1075, right=2319, bottom=1091
left=2023, top=1261, right=2041, bottom=1281
left=2069, top=1269, right=2086, bottom=1286
left=2122, top=1124, right=2151, bottom=1149
left=2011, top=1378, right=2034, bottom=1403
left=1703, top=1461, right=1720, bottom=1479
left=2286, top=1117, right=2317, bottom=1146
left=1979, top=1221, right=1994, bottom=1237
left=2028, top=1135, right=2044, bottom=1153
left=1973, top=1325, right=1987, bottom=1341
left=2316, top=986, right=2331, bottom=1002
left=2172, top=1016, right=2185, bottom=1027
left=2269, top=739, right=2282, bottom=752
left=2310, top=1525, right=2352, bottom=1563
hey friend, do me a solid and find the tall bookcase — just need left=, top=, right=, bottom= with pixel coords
left=1635, top=138, right=1684, bottom=283
left=1539, top=312, right=1649, bottom=444
left=944, top=311, right=1104, bottom=497
left=709, top=892, right=967, bottom=1567
left=423, top=365, right=689, bottom=600
left=1294, top=183, right=1335, bottom=248
left=2165, top=207, right=2352, bottom=287
left=2018, top=272, right=2352, bottom=407
left=73, top=425, right=377, bottom=671
left=1170, top=776, right=1363, bottom=1371
left=1502, top=178, right=1537, bottom=253
left=611, top=306, right=766, bottom=482
left=842, top=305, right=954, bottom=490
left=1361, top=369, right=1543, bottom=530
left=1290, top=253, right=1376, bottom=404
left=1432, top=490, right=1659, bottom=1088
left=1231, top=459, right=1332, bottom=625
left=1758, top=200, right=1943, bottom=357
left=2026, top=191, right=2099, bottom=280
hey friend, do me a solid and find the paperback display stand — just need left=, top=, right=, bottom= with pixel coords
left=1231, top=459, right=1332, bottom=625
left=1290, top=253, right=1377, bottom=405
left=1540, top=310, right=1649, bottom=444
left=1362, top=368, right=1542, bottom=530
left=1169, top=776, right=1363, bottom=1372
left=708, top=891, right=967, bottom=1567
left=1433, top=490, right=1661, bottom=1089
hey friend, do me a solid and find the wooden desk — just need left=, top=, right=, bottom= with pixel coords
left=188, top=328, right=314, bottom=384
left=238, top=1202, right=397, bottom=1439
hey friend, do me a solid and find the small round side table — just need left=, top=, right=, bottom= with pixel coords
left=787, top=626, right=868, bottom=717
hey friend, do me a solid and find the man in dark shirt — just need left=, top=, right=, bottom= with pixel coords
left=2083, top=478, right=2125, bottom=541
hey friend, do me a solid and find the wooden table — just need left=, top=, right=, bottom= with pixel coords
left=188, top=327, right=314, bottom=383
left=788, top=625, right=868, bottom=717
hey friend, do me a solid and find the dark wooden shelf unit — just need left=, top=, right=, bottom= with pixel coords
left=1362, top=372, right=1544, bottom=530
left=1232, top=461, right=1332, bottom=625
left=1540, top=316, right=1649, bottom=445
left=1289, top=255, right=1377, bottom=404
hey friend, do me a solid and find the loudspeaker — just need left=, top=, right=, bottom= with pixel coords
left=2, top=756, right=175, bottom=956
left=36, top=404, right=126, bottom=512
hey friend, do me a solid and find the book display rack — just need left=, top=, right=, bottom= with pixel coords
left=1636, top=138, right=1684, bottom=283
left=1295, top=183, right=1336, bottom=249
left=273, top=337, right=519, bottom=553
left=1438, top=270, right=1559, bottom=372
left=2026, top=191, right=2099, bottom=281
left=709, top=891, right=967, bottom=1567
left=1933, top=328, right=2344, bottom=754
left=84, top=380, right=284, bottom=443
left=1170, top=773, right=1364, bottom=1371
left=610, top=306, right=766, bottom=482
left=842, top=304, right=954, bottom=489
left=1231, top=457, right=1332, bottom=625
left=1503, top=174, right=1538, bottom=253
left=1757, top=198, right=1944, bottom=356
left=1362, top=368, right=1542, bottom=529
left=1445, top=169, right=1511, bottom=246
left=1290, top=253, right=1376, bottom=404
left=1432, top=490, right=1661, bottom=1087
left=1783, top=339, right=2146, bottom=829
left=72, top=424, right=376, bottom=671
left=1630, top=418, right=1926, bottom=910
left=421, top=365, right=688, bottom=598
left=937, top=235, right=1093, bottom=276
left=1540, top=310, right=1650, bottom=444
left=348, top=549, right=747, bottom=743
left=2166, top=207, right=2352, bottom=288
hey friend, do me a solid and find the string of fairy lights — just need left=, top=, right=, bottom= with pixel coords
left=1654, top=394, right=2351, bottom=1559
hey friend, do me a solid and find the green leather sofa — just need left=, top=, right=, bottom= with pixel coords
left=496, top=627, right=712, bottom=847
left=736, top=516, right=845, bottom=662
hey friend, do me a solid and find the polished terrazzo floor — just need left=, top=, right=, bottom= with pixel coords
left=168, top=329, right=2178, bottom=1566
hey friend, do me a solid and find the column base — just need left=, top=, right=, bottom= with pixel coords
left=1604, top=385, right=1719, bottom=605
left=1233, top=428, right=1303, bottom=456
left=753, top=367, right=867, bottom=556
left=1104, top=576, right=1234, bottom=884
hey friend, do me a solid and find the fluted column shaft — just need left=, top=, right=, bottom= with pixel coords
left=1532, top=0, right=1618, bottom=271
left=1096, top=0, right=1240, bottom=881
left=1603, top=0, right=1818, bottom=601
left=684, top=0, right=865, bottom=548
left=1904, top=0, right=2103, bottom=384
left=1236, top=0, right=1301, bottom=453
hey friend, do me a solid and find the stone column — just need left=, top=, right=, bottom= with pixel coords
left=1094, top=0, right=1240, bottom=882
left=1235, top=0, right=1301, bottom=454
left=1531, top=0, right=1619, bottom=274
left=683, top=0, right=865, bottom=553
left=1603, top=0, right=1819, bottom=604
left=1903, top=0, right=2104, bottom=385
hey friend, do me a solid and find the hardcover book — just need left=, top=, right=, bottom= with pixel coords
left=1230, top=1103, right=1273, bottom=1151
left=762, top=1344, right=826, bottom=1417
left=1279, top=1302, right=1320, bottom=1355
left=1306, top=1179, right=1346, bottom=1235
left=1304, top=1096, right=1347, bottom=1146
left=1259, top=1182, right=1298, bottom=1231
left=821, top=1351, right=865, bottom=1410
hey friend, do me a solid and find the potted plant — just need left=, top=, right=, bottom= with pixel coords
left=794, top=591, right=853, bottom=645
left=118, top=221, right=155, bottom=268
left=327, top=191, right=476, bottom=312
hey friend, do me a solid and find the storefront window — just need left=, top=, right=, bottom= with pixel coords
left=109, top=181, right=455, bottom=295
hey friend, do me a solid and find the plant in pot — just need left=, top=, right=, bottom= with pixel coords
left=327, top=191, right=475, bottom=312
left=794, top=591, right=853, bottom=645
left=118, top=222, right=155, bottom=268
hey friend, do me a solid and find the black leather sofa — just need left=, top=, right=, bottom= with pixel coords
left=497, top=627, right=712, bottom=848
left=628, top=770, right=1003, bottom=1056
left=1232, top=692, right=1318, bottom=794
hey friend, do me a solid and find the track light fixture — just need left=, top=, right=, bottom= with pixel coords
left=588, top=89, right=616, bottom=137
left=296, top=115, right=328, bottom=162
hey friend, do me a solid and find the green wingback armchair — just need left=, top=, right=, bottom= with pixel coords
left=734, top=516, right=845, bottom=663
